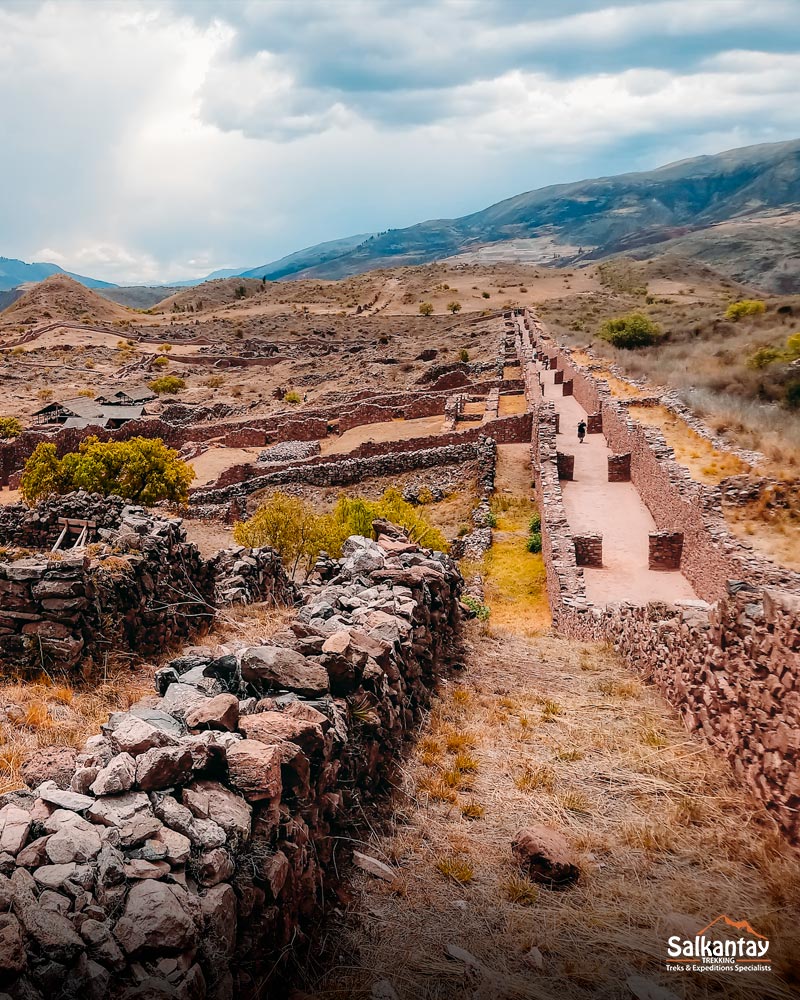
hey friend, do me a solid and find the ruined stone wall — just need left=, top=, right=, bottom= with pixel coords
left=0, top=531, right=464, bottom=998
left=606, top=587, right=800, bottom=845
left=0, top=495, right=291, bottom=671
left=192, top=414, right=531, bottom=500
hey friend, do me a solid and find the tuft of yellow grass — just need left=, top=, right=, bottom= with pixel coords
left=515, top=763, right=555, bottom=792
left=500, top=874, right=539, bottom=906
left=459, top=800, right=485, bottom=820
left=435, top=855, right=474, bottom=884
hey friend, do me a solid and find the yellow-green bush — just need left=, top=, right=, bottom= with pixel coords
left=0, top=417, right=23, bottom=439
left=149, top=375, right=185, bottom=394
left=20, top=437, right=194, bottom=506
left=725, top=300, right=766, bottom=321
left=233, top=487, right=448, bottom=577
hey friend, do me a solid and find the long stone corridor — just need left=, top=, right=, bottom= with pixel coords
left=537, top=363, right=698, bottom=607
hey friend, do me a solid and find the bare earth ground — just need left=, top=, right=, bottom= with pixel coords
left=302, top=630, right=800, bottom=1000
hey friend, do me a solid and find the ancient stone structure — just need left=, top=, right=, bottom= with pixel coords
left=574, top=534, right=603, bottom=568
left=0, top=528, right=464, bottom=997
left=0, top=495, right=292, bottom=671
left=555, top=452, right=574, bottom=481
left=516, top=309, right=800, bottom=845
left=607, top=453, right=631, bottom=482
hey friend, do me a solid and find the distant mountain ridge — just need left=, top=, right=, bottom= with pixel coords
left=0, top=256, right=116, bottom=291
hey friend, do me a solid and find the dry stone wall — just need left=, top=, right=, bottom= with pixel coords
left=0, top=495, right=292, bottom=671
left=0, top=528, right=464, bottom=998
left=517, top=308, right=800, bottom=846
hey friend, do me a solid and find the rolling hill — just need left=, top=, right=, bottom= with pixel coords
left=0, top=256, right=116, bottom=291
left=218, top=138, right=800, bottom=292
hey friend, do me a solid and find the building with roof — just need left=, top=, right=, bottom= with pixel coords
left=31, top=396, right=147, bottom=430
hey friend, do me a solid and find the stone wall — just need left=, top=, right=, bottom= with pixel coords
left=0, top=495, right=292, bottom=671
left=0, top=529, right=464, bottom=998
left=518, top=309, right=800, bottom=846
left=606, top=586, right=800, bottom=844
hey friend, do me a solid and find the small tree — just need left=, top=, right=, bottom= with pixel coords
left=598, top=313, right=662, bottom=349
left=149, top=376, right=186, bottom=395
left=158, top=343, right=173, bottom=354
left=458, top=348, right=470, bottom=363
left=747, top=346, right=784, bottom=369
left=0, top=417, right=23, bottom=439
left=447, top=301, right=462, bottom=314
left=725, top=300, right=766, bottom=321
left=419, top=302, right=433, bottom=316
left=21, top=437, right=195, bottom=506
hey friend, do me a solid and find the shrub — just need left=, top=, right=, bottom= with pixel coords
left=419, top=302, right=433, bottom=316
left=447, top=301, right=462, bottom=314
left=158, top=343, right=173, bottom=354
left=152, top=355, right=170, bottom=368
left=462, top=595, right=490, bottom=621
left=725, top=300, right=766, bottom=321
left=20, top=437, right=195, bottom=506
left=458, top=348, right=470, bottom=363
left=481, top=291, right=490, bottom=299
left=234, top=487, right=447, bottom=577
left=527, top=532, right=543, bottom=554
left=283, top=390, right=302, bottom=404
left=786, top=332, right=800, bottom=360
left=77, top=389, right=94, bottom=398
left=528, top=513, right=542, bottom=533
left=747, top=346, right=784, bottom=369
left=0, top=417, right=23, bottom=439
left=149, top=376, right=185, bottom=395
left=785, top=380, right=800, bottom=410
left=598, top=313, right=662, bottom=349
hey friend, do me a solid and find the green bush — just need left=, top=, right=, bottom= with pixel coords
left=149, top=376, right=185, bottom=395
left=21, top=437, right=195, bottom=506
left=283, top=390, right=302, bottom=404
left=447, top=301, right=462, bottom=314
left=0, top=417, right=23, bottom=439
left=527, top=532, right=543, bottom=554
left=747, top=346, right=784, bottom=369
left=528, top=513, right=541, bottom=533
left=785, top=380, right=800, bottom=410
left=419, top=302, right=433, bottom=316
left=598, top=313, right=662, bottom=349
left=725, top=300, right=766, bottom=321
left=234, top=487, right=448, bottom=577
left=458, top=348, right=470, bottom=363
left=462, top=595, right=490, bottom=621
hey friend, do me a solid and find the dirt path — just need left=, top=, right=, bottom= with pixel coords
left=304, top=626, right=799, bottom=1000
left=540, top=368, right=697, bottom=606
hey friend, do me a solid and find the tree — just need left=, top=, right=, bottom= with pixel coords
left=458, top=348, right=470, bottom=363
left=419, top=302, right=433, bottom=316
left=149, top=376, right=185, bottom=394
left=747, top=346, right=784, bottom=369
left=0, top=417, right=23, bottom=439
left=725, top=300, right=766, bottom=321
left=20, top=437, right=195, bottom=506
left=447, top=301, right=462, bottom=314
left=598, top=313, right=662, bottom=349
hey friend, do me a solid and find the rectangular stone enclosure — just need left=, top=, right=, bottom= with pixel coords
left=574, top=533, right=603, bottom=567
left=556, top=452, right=575, bottom=481
left=608, top=453, right=632, bottom=482
left=649, top=531, right=684, bottom=570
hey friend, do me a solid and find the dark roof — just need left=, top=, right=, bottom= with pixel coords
left=98, top=385, right=156, bottom=405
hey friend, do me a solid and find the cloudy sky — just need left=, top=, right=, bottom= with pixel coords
left=1, top=0, right=798, bottom=284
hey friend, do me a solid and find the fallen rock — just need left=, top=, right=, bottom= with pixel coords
left=511, top=826, right=579, bottom=887
left=20, top=746, right=77, bottom=790
left=87, top=792, right=162, bottom=847
left=36, top=784, right=94, bottom=812
left=181, top=781, right=251, bottom=842
left=0, top=913, right=26, bottom=980
left=352, top=851, right=396, bottom=882
left=90, top=753, right=136, bottom=796
left=45, top=824, right=102, bottom=864
left=135, top=746, right=194, bottom=792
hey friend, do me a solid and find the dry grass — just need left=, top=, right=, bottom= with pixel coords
left=627, top=404, right=750, bottom=484
left=480, top=538, right=550, bottom=635
left=0, top=666, right=153, bottom=794
left=725, top=503, right=800, bottom=571
left=308, top=628, right=800, bottom=999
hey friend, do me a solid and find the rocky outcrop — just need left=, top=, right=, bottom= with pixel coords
left=0, top=528, right=463, bottom=997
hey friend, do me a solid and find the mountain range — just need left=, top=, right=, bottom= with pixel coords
left=4, top=137, right=800, bottom=295
left=0, top=256, right=116, bottom=292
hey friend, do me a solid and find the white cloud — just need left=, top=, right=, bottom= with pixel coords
left=1, top=0, right=797, bottom=283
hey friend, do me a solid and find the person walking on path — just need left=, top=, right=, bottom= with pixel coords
left=577, top=419, right=587, bottom=444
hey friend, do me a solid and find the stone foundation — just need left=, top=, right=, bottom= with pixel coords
left=556, top=452, right=574, bottom=481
